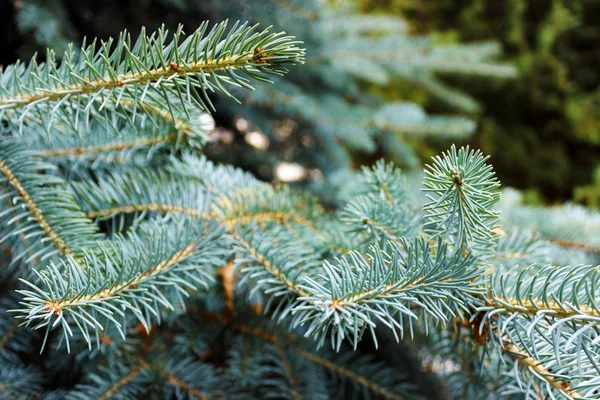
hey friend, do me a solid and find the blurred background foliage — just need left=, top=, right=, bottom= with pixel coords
left=362, top=0, right=600, bottom=205
left=1, top=0, right=598, bottom=206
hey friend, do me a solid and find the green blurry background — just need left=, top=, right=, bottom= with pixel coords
left=362, top=0, right=600, bottom=205
left=1, top=0, right=598, bottom=206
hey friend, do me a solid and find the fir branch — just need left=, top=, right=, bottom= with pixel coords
left=0, top=21, right=304, bottom=131
left=0, top=298, right=36, bottom=362
left=274, top=342, right=304, bottom=400
left=41, top=133, right=178, bottom=159
left=83, top=203, right=308, bottom=231
left=478, top=262, right=600, bottom=398
left=423, top=323, right=507, bottom=399
left=162, top=369, right=209, bottom=400
left=296, top=238, right=482, bottom=350
left=67, top=361, right=148, bottom=400
left=294, top=349, right=405, bottom=400
left=70, top=350, right=229, bottom=399
left=28, top=94, right=214, bottom=163
left=489, top=229, right=552, bottom=269
left=0, top=141, right=99, bottom=267
left=0, top=7, right=592, bottom=395
left=501, top=336, right=581, bottom=398
left=499, top=198, right=600, bottom=260
left=15, top=216, right=226, bottom=351
left=85, top=203, right=200, bottom=219
left=98, top=365, right=143, bottom=400
left=0, top=160, right=74, bottom=259
left=116, top=97, right=207, bottom=138
left=46, top=242, right=197, bottom=310
left=213, top=185, right=322, bottom=228
left=231, top=228, right=312, bottom=298
left=322, top=15, right=409, bottom=36
left=170, top=155, right=325, bottom=243
left=221, top=327, right=329, bottom=399
left=70, top=168, right=207, bottom=225
left=161, top=355, right=232, bottom=399
left=356, top=160, right=409, bottom=204
left=422, top=145, right=501, bottom=257
left=486, top=295, right=600, bottom=321
left=0, top=193, right=41, bottom=271
left=480, top=263, right=600, bottom=398
left=224, top=319, right=411, bottom=400
left=5, top=55, right=249, bottom=110
left=69, top=157, right=321, bottom=245
left=340, top=195, right=414, bottom=246
left=70, top=153, right=263, bottom=221
left=340, top=160, right=418, bottom=248
left=168, top=152, right=263, bottom=198
left=70, top=163, right=316, bottom=234
left=482, top=264, right=600, bottom=327
left=227, top=335, right=269, bottom=390
left=0, top=364, right=43, bottom=398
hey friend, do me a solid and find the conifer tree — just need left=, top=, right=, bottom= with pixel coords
left=1, top=15, right=600, bottom=400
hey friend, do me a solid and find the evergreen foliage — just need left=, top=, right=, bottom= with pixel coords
left=3, top=0, right=515, bottom=177
left=0, top=6, right=599, bottom=400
